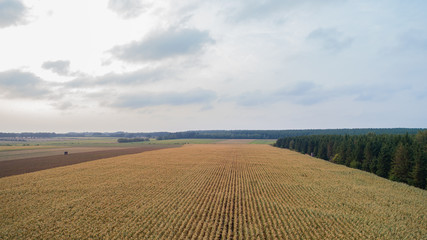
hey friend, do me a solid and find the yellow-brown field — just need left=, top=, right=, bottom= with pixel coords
left=0, top=145, right=54, bottom=152
left=1, top=144, right=426, bottom=239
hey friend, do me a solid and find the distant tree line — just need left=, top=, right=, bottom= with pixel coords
left=1, top=128, right=425, bottom=140
left=0, top=132, right=169, bottom=139
left=156, top=129, right=423, bottom=140
left=275, top=131, right=427, bottom=189
left=0, top=132, right=57, bottom=138
left=117, top=138, right=150, bottom=143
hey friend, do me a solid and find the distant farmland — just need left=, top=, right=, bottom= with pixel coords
left=1, top=144, right=426, bottom=239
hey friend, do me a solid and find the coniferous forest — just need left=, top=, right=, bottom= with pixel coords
left=275, top=131, right=427, bottom=189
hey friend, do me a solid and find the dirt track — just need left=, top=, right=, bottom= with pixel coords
left=0, top=145, right=178, bottom=178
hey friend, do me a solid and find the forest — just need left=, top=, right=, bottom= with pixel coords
left=1, top=128, right=424, bottom=140
left=155, top=128, right=423, bottom=140
left=275, top=131, right=427, bottom=189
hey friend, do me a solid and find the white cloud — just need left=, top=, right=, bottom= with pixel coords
left=0, top=0, right=27, bottom=28
left=42, top=60, right=71, bottom=76
left=0, top=70, right=51, bottom=99
left=307, top=28, right=353, bottom=53
left=110, top=88, right=217, bottom=109
left=111, top=27, right=214, bottom=62
left=108, top=0, right=147, bottom=19
left=65, top=66, right=173, bottom=89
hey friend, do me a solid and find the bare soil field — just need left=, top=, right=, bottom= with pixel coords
left=0, top=145, right=177, bottom=178
left=0, top=147, right=132, bottom=162
left=1, top=144, right=425, bottom=239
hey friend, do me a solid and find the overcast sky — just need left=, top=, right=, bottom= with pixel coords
left=0, top=0, right=426, bottom=132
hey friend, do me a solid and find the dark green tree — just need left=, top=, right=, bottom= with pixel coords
left=412, top=131, right=427, bottom=188
left=317, top=140, right=328, bottom=160
left=362, top=141, right=374, bottom=172
left=377, top=143, right=392, bottom=178
left=350, top=139, right=365, bottom=169
left=411, top=145, right=427, bottom=189
left=390, top=142, right=411, bottom=183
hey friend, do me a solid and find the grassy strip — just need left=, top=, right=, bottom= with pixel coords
left=249, top=139, right=277, bottom=145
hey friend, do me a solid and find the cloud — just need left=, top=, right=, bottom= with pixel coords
left=51, top=101, right=73, bottom=110
left=42, top=60, right=71, bottom=76
left=234, top=82, right=326, bottom=107
left=307, top=28, right=353, bottom=53
left=66, top=67, right=169, bottom=88
left=394, top=31, right=427, bottom=54
left=274, top=82, right=327, bottom=105
left=222, top=0, right=339, bottom=22
left=280, top=82, right=316, bottom=97
left=233, top=90, right=269, bottom=107
left=233, top=81, right=410, bottom=107
left=0, top=0, right=27, bottom=28
left=0, top=70, right=51, bottom=99
left=111, top=27, right=214, bottom=62
left=108, top=0, right=146, bottom=19
left=97, top=68, right=168, bottom=85
left=225, top=0, right=299, bottom=22
left=111, top=88, right=217, bottom=109
left=351, top=84, right=409, bottom=102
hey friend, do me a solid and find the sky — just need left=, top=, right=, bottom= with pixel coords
left=0, top=0, right=426, bottom=133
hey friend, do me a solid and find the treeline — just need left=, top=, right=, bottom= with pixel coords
left=1, top=129, right=424, bottom=140
left=275, top=131, right=427, bottom=189
left=0, top=132, right=169, bottom=139
left=156, top=129, right=423, bottom=140
left=117, top=138, right=150, bottom=143
left=156, top=130, right=279, bottom=140
left=0, top=132, right=57, bottom=138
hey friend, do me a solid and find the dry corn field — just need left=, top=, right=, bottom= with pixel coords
left=1, top=144, right=426, bottom=239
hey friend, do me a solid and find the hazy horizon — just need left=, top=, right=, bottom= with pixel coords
left=1, top=0, right=426, bottom=132
left=1, top=128, right=426, bottom=136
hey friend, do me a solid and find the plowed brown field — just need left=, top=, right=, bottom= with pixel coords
left=0, top=147, right=129, bottom=162
left=0, top=145, right=176, bottom=178
left=1, top=144, right=426, bottom=239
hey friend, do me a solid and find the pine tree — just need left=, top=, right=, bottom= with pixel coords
left=369, top=157, right=378, bottom=174
left=326, top=140, right=334, bottom=160
left=362, top=141, right=374, bottom=172
left=412, top=131, right=427, bottom=188
left=350, top=139, right=364, bottom=169
left=412, top=145, right=427, bottom=189
left=344, top=139, right=353, bottom=167
left=317, top=140, right=328, bottom=160
left=377, top=143, right=392, bottom=178
left=390, top=142, right=411, bottom=183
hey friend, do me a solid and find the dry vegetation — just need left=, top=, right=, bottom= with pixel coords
left=1, top=144, right=426, bottom=239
